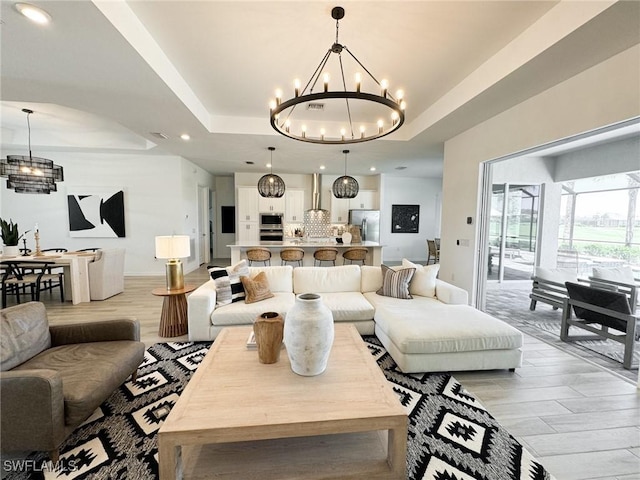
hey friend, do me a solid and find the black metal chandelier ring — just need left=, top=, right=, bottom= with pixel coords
left=270, top=91, right=405, bottom=145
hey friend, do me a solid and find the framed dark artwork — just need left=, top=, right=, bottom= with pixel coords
left=67, top=188, right=125, bottom=238
left=221, top=206, right=235, bottom=234
left=392, top=204, right=420, bottom=233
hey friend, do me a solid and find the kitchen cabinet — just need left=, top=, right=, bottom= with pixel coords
left=258, top=194, right=285, bottom=213
left=237, top=221, right=259, bottom=242
left=285, top=189, right=305, bottom=223
left=330, top=191, right=350, bottom=223
left=350, top=190, right=378, bottom=210
left=237, top=187, right=259, bottom=222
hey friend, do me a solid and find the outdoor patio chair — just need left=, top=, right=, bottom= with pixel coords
left=561, top=282, right=638, bottom=369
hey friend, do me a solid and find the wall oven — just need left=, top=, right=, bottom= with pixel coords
left=259, top=213, right=283, bottom=229
left=259, top=230, right=284, bottom=241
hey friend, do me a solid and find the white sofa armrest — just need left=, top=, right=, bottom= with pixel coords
left=435, top=279, right=468, bottom=305
left=187, top=280, right=217, bottom=341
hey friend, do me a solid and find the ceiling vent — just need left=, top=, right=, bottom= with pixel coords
left=150, top=132, right=168, bottom=139
left=395, top=166, right=407, bottom=170
left=307, top=103, right=325, bottom=111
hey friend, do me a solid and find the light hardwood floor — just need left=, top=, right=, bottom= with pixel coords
left=17, top=264, right=640, bottom=480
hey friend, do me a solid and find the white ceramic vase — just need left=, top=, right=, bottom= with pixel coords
left=342, top=231, right=352, bottom=245
left=2, top=245, right=19, bottom=256
left=284, top=293, right=334, bottom=376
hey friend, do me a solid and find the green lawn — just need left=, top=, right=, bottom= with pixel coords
left=560, top=225, right=640, bottom=244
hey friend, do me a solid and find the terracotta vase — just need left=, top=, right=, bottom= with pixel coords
left=253, top=312, right=284, bottom=364
left=284, top=293, right=334, bottom=376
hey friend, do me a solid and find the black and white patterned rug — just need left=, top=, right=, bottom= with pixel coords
left=5, top=339, right=554, bottom=480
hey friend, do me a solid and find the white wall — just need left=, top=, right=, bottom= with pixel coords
left=0, top=151, right=215, bottom=276
left=554, top=136, right=640, bottom=182
left=214, top=176, right=235, bottom=259
left=441, top=44, right=640, bottom=304
left=379, top=176, right=442, bottom=263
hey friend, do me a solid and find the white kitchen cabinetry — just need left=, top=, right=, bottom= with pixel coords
left=285, top=189, right=305, bottom=223
left=237, top=187, right=259, bottom=222
left=350, top=190, right=378, bottom=210
left=238, top=221, right=259, bottom=242
left=330, top=191, right=351, bottom=223
left=258, top=194, right=285, bottom=213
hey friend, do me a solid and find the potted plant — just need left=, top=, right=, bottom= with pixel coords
left=1, top=218, right=29, bottom=256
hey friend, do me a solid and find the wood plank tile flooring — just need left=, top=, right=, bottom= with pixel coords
left=12, top=263, right=640, bottom=480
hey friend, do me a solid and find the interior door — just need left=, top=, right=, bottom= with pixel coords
left=198, top=185, right=210, bottom=265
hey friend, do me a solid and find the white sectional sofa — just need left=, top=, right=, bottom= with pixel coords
left=187, top=263, right=523, bottom=373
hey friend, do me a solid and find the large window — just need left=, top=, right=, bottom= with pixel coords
left=559, top=171, right=639, bottom=272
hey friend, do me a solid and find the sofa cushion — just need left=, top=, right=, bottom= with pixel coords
left=248, top=266, right=293, bottom=293
left=211, top=293, right=295, bottom=327
left=372, top=299, right=523, bottom=354
left=13, top=340, right=145, bottom=425
left=293, top=265, right=361, bottom=294
left=1, top=302, right=52, bottom=371
left=534, top=267, right=577, bottom=284
left=312, top=292, right=375, bottom=322
left=592, top=266, right=636, bottom=284
left=376, top=265, right=415, bottom=299
left=241, top=272, right=274, bottom=304
left=208, top=260, right=249, bottom=306
left=402, top=259, right=439, bottom=298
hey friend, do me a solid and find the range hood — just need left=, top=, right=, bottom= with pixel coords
left=308, top=173, right=329, bottom=212
left=304, top=173, right=331, bottom=237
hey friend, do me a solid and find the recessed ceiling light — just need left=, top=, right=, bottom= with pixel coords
left=266, top=163, right=272, bottom=168
left=180, top=133, right=190, bottom=141
left=15, top=3, right=51, bottom=24
left=370, top=167, right=376, bottom=171
left=319, top=165, right=326, bottom=170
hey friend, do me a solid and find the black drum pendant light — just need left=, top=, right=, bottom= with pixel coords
left=0, top=108, right=64, bottom=194
left=332, top=149, right=359, bottom=199
left=258, top=147, right=285, bottom=198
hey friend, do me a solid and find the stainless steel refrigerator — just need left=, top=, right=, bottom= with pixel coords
left=348, top=209, right=380, bottom=243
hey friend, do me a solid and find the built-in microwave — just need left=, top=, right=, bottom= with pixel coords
left=259, top=213, right=283, bottom=229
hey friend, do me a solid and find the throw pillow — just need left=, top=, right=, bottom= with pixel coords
left=241, top=272, right=275, bottom=304
left=208, top=260, right=249, bottom=307
left=376, top=264, right=415, bottom=299
left=402, top=259, right=439, bottom=298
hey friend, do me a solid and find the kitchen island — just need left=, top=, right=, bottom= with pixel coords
left=228, top=240, right=383, bottom=266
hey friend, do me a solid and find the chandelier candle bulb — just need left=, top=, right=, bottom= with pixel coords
left=294, top=79, right=300, bottom=97
left=381, top=79, right=388, bottom=97
left=323, top=73, right=330, bottom=92
left=355, top=72, right=361, bottom=92
left=378, top=119, right=384, bottom=133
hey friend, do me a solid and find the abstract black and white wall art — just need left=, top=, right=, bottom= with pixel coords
left=67, top=188, right=126, bottom=237
left=391, top=204, right=420, bottom=233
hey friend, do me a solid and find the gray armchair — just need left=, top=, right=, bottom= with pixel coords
left=0, top=302, right=145, bottom=461
left=561, top=282, right=638, bottom=369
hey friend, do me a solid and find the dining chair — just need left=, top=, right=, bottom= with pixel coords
left=427, top=240, right=439, bottom=264
left=39, top=249, right=68, bottom=294
left=1, top=261, right=63, bottom=308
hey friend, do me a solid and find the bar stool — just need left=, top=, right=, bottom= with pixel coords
left=313, top=248, right=338, bottom=267
left=246, top=248, right=271, bottom=266
left=280, top=248, right=304, bottom=267
left=342, top=247, right=368, bottom=265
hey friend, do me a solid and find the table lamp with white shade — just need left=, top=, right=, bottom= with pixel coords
left=155, top=235, right=190, bottom=291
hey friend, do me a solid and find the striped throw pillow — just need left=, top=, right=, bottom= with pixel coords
left=208, top=260, right=249, bottom=307
left=376, top=264, right=415, bottom=299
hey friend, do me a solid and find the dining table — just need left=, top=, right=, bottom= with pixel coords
left=0, top=252, right=95, bottom=304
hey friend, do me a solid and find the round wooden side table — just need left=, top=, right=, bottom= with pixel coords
left=152, top=284, right=196, bottom=337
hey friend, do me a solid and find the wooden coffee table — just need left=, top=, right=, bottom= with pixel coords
left=158, top=324, right=407, bottom=479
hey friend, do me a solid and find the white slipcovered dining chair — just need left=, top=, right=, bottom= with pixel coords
left=88, top=248, right=125, bottom=300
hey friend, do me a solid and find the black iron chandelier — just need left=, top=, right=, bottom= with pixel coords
left=0, top=109, right=64, bottom=194
left=332, top=149, right=359, bottom=199
left=269, top=6, right=406, bottom=145
left=257, top=147, right=286, bottom=198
